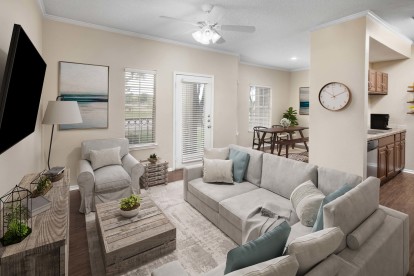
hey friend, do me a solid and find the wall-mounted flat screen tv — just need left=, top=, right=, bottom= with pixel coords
left=0, top=24, right=47, bottom=155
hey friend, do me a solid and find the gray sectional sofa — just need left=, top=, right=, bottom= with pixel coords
left=180, top=144, right=409, bottom=276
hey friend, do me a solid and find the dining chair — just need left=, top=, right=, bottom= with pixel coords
left=252, top=126, right=272, bottom=151
left=272, top=124, right=291, bottom=151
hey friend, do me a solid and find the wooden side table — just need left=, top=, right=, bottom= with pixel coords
left=0, top=170, right=70, bottom=275
left=139, top=160, right=168, bottom=190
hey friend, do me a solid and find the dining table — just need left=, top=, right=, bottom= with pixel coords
left=256, top=126, right=309, bottom=157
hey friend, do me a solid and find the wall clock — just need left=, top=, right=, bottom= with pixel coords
left=318, top=82, right=351, bottom=111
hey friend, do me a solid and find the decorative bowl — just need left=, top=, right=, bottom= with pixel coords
left=120, top=205, right=140, bottom=218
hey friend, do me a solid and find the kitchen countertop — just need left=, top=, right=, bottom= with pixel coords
left=367, top=128, right=406, bottom=141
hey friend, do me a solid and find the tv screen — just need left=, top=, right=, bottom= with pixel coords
left=0, top=24, right=47, bottom=155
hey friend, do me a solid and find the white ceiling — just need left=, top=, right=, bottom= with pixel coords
left=41, top=0, right=414, bottom=71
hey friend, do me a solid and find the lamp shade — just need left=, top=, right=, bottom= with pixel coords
left=42, top=101, right=82, bottom=125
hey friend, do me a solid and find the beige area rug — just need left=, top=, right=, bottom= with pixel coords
left=86, top=181, right=236, bottom=276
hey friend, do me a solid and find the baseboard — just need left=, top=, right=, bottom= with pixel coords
left=70, top=185, right=79, bottom=191
left=402, top=169, right=414, bottom=174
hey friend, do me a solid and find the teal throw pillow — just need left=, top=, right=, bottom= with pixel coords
left=229, top=148, right=250, bottom=183
left=224, top=221, right=291, bottom=274
left=312, top=184, right=353, bottom=232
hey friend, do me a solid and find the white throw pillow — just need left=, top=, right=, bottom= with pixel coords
left=287, top=227, right=344, bottom=276
left=226, top=255, right=299, bottom=276
left=90, top=146, right=122, bottom=170
left=204, top=147, right=229, bottom=160
left=203, top=158, right=233, bottom=183
left=290, top=180, right=324, bottom=226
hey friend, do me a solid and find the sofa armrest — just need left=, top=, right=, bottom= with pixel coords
left=77, top=159, right=95, bottom=214
left=379, top=205, right=409, bottom=275
left=305, top=254, right=358, bottom=276
left=183, top=164, right=203, bottom=201
left=122, top=153, right=145, bottom=194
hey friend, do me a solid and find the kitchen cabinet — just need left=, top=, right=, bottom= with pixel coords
left=368, top=70, right=388, bottom=95
left=375, top=131, right=405, bottom=184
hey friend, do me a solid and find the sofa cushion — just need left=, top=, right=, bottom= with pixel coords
left=305, top=254, right=358, bottom=276
left=287, top=222, right=313, bottom=246
left=224, top=221, right=291, bottom=274
left=317, top=166, right=362, bottom=195
left=90, top=146, right=122, bottom=170
left=219, top=188, right=299, bottom=230
left=290, top=180, right=324, bottom=227
left=226, top=255, right=299, bottom=276
left=94, top=165, right=131, bottom=193
left=287, top=227, right=344, bottom=276
left=188, top=178, right=258, bottom=212
left=323, top=177, right=380, bottom=252
left=261, top=154, right=318, bottom=199
left=229, top=144, right=263, bottom=186
left=81, top=138, right=129, bottom=161
left=312, top=184, right=353, bottom=232
left=347, top=209, right=386, bottom=250
left=204, top=147, right=229, bottom=160
left=229, top=148, right=250, bottom=183
left=203, top=158, right=233, bottom=183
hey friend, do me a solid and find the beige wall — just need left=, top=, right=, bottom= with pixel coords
left=42, top=19, right=240, bottom=183
left=370, top=46, right=414, bottom=171
left=310, top=17, right=368, bottom=177
left=0, top=0, right=43, bottom=196
left=237, top=63, right=290, bottom=147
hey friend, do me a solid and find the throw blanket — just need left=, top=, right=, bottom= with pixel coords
left=242, top=203, right=292, bottom=244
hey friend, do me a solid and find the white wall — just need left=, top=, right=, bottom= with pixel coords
left=237, top=63, right=290, bottom=147
left=310, top=17, right=368, bottom=177
left=370, top=46, right=414, bottom=171
left=42, top=19, right=241, bottom=183
left=0, top=0, right=44, bottom=196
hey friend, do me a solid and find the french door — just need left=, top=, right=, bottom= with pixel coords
left=174, top=73, right=213, bottom=169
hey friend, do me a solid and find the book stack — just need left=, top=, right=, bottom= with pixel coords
left=26, top=196, right=51, bottom=217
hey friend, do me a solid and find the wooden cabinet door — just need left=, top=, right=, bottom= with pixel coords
left=401, top=139, right=405, bottom=169
left=386, top=143, right=395, bottom=177
left=382, top=73, right=388, bottom=93
left=375, top=72, right=383, bottom=92
left=378, top=146, right=387, bottom=181
left=368, top=70, right=376, bottom=92
left=395, top=141, right=401, bottom=172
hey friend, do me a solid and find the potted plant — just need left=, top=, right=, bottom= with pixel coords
left=282, top=107, right=299, bottom=126
left=0, top=204, right=31, bottom=246
left=280, top=118, right=291, bottom=128
left=32, top=175, right=53, bottom=198
left=148, top=153, right=159, bottom=164
left=120, top=194, right=141, bottom=218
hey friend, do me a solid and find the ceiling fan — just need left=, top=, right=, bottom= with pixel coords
left=160, top=4, right=256, bottom=45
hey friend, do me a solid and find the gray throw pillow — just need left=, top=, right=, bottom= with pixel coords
left=203, top=158, right=233, bottom=183
left=90, top=146, right=122, bottom=170
left=224, top=221, right=291, bottom=274
left=290, top=180, right=324, bottom=226
left=229, top=148, right=250, bottom=183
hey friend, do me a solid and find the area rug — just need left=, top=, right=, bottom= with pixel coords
left=85, top=181, right=236, bottom=276
left=288, top=151, right=309, bottom=163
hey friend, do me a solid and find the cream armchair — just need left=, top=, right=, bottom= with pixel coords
left=77, top=138, right=144, bottom=214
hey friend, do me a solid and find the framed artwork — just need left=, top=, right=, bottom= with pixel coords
left=299, top=87, right=309, bottom=115
left=59, top=61, right=109, bottom=130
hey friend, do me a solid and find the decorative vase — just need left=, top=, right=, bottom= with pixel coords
left=120, top=205, right=140, bottom=218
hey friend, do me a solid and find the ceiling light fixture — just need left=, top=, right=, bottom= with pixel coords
left=192, top=26, right=221, bottom=45
left=291, top=56, right=298, bottom=60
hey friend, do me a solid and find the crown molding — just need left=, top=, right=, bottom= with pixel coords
left=290, top=66, right=310, bottom=72
left=239, top=61, right=290, bottom=72
left=312, top=10, right=412, bottom=44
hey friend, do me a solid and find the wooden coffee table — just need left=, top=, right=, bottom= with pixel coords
left=95, top=194, right=176, bottom=275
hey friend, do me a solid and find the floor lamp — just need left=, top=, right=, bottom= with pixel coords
left=42, top=98, right=82, bottom=172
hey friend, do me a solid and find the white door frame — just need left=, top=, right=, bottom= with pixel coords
left=173, top=71, right=214, bottom=170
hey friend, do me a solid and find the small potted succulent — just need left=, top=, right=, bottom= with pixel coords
left=0, top=204, right=31, bottom=246
left=119, top=194, right=141, bottom=218
left=148, top=153, right=159, bottom=164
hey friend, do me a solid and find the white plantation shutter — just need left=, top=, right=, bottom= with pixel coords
left=181, top=81, right=206, bottom=163
left=249, top=86, right=271, bottom=131
left=124, top=68, right=156, bottom=145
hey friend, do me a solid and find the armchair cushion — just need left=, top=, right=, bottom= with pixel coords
left=81, top=138, right=129, bottom=161
left=90, top=146, right=122, bottom=170
left=94, top=165, right=131, bottom=193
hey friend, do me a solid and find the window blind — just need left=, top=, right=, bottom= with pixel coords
left=181, top=82, right=206, bottom=163
left=249, top=86, right=271, bottom=131
left=124, top=68, right=156, bottom=145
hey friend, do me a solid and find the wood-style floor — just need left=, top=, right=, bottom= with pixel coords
left=68, top=172, right=414, bottom=275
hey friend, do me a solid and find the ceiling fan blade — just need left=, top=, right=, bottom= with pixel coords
left=159, top=16, right=199, bottom=26
left=220, top=25, right=256, bottom=33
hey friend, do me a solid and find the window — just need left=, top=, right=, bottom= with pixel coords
left=124, top=68, right=156, bottom=146
left=248, top=86, right=271, bottom=131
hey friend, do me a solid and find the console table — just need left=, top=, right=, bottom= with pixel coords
left=0, top=170, right=70, bottom=275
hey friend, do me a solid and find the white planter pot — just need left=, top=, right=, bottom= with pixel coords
left=120, top=205, right=140, bottom=218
